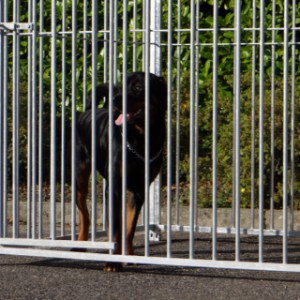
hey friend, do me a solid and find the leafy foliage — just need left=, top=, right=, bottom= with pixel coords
left=3, top=0, right=300, bottom=208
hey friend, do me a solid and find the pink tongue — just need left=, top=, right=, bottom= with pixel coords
left=115, top=114, right=130, bottom=126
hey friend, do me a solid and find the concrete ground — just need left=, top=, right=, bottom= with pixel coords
left=1, top=232, right=300, bottom=300
left=1, top=202, right=300, bottom=299
left=0, top=251, right=300, bottom=300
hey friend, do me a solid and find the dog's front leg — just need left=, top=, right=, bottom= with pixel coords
left=125, top=192, right=143, bottom=256
left=104, top=182, right=123, bottom=272
left=76, top=163, right=91, bottom=241
left=76, top=190, right=89, bottom=241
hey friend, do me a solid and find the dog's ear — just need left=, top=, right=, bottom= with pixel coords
left=85, top=84, right=109, bottom=110
left=85, top=83, right=120, bottom=110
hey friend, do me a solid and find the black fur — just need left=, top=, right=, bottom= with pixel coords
left=75, top=72, right=167, bottom=271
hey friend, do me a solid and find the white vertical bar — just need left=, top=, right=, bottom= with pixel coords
left=258, top=0, right=265, bottom=263
left=149, top=0, right=162, bottom=242
left=102, top=0, right=108, bottom=231
left=60, top=0, right=66, bottom=237
left=12, top=0, right=20, bottom=239
left=189, top=0, right=195, bottom=259
left=282, top=0, right=289, bottom=265
left=290, top=0, right=296, bottom=232
left=27, top=0, right=32, bottom=239
left=166, top=0, right=173, bottom=258
left=31, top=0, right=37, bottom=239
left=139, top=1, right=146, bottom=227
left=82, top=0, right=88, bottom=111
left=91, top=0, right=98, bottom=243
left=113, top=0, right=118, bottom=84
left=250, top=0, right=256, bottom=230
left=2, top=0, right=8, bottom=238
left=231, top=34, right=236, bottom=231
left=121, top=0, right=128, bottom=255
left=108, top=0, right=115, bottom=251
left=212, top=0, right=218, bottom=261
left=234, top=0, right=241, bottom=262
left=144, top=0, right=151, bottom=257
left=270, top=0, right=276, bottom=230
left=50, top=0, right=57, bottom=240
left=103, top=0, right=108, bottom=83
left=175, top=0, right=181, bottom=226
left=0, top=0, right=3, bottom=238
left=193, top=0, right=200, bottom=227
left=71, top=0, right=77, bottom=241
left=132, top=0, right=137, bottom=71
left=142, top=1, right=146, bottom=72
left=38, top=0, right=44, bottom=239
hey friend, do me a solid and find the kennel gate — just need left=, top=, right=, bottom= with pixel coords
left=0, top=0, right=300, bottom=272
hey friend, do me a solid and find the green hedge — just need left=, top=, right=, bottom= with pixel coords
left=3, top=0, right=300, bottom=208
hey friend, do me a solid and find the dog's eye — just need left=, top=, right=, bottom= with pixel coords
left=134, top=85, right=142, bottom=93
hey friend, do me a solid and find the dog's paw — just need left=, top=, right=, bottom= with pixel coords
left=103, top=262, right=123, bottom=272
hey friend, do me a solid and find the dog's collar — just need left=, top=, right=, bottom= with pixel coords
left=120, top=132, right=163, bottom=163
left=126, top=141, right=162, bottom=163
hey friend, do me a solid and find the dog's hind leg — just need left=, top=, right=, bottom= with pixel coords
left=76, top=161, right=91, bottom=241
left=104, top=192, right=142, bottom=272
left=125, top=192, right=143, bottom=256
left=103, top=182, right=124, bottom=272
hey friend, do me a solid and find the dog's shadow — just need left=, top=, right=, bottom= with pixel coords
left=21, top=256, right=300, bottom=283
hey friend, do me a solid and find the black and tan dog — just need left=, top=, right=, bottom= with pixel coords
left=76, top=72, right=167, bottom=271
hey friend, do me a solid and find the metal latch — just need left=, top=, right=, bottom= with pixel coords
left=0, top=22, right=33, bottom=31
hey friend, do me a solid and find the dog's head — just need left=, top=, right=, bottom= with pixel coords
left=113, top=72, right=167, bottom=132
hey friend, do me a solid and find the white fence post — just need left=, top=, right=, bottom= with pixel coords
left=149, top=0, right=162, bottom=242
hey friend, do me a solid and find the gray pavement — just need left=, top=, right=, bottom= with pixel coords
left=0, top=254, right=300, bottom=300
left=1, top=233, right=300, bottom=300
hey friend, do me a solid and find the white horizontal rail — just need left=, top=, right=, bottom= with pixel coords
left=0, top=238, right=115, bottom=250
left=0, top=247, right=299, bottom=273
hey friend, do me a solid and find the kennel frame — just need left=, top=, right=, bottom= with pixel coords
left=0, top=0, right=300, bottom=272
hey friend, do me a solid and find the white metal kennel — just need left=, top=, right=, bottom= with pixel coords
left=0, top=0, right=300, bottom=272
